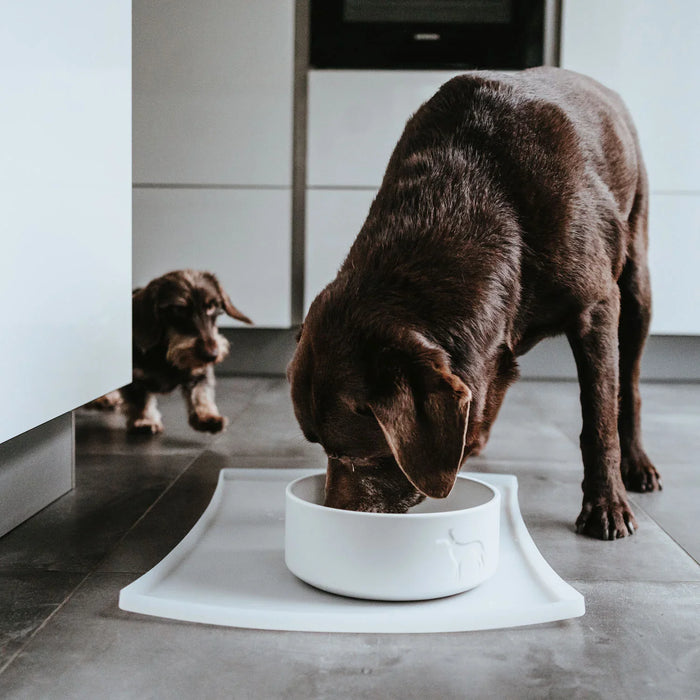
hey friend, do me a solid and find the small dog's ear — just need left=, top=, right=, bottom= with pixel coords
left=207, top=274, right=253, bottom=325
left=368, top=332, right=471, bottom=499
left=132, top=283, right=163, bottom=352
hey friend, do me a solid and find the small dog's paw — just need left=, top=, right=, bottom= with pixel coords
left=127, top=419, right=164, bottom=435
left=189, top=413, right=228, bottom=434
left=621, top=449, right=662, bottom=493
left=576, top=495, right=638, bottom=540
left=84, top=391, right=123, bottom=412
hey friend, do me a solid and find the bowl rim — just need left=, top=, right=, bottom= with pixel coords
left=285, top=471, right=499, bottom=520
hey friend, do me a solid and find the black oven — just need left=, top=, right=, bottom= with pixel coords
left=310, top=0, right=549, bottom=70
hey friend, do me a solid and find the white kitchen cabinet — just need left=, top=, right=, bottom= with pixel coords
left=133, top=0, right=294, bottom=329
left=134, top=189, right=292, bottom=328
left=561, top=0, right=700, bottom=193
left=304, top=191, right=700, bottom=334
left=304, top=189, right=377, bottom=311
left=307, top=70, right=462, bottom=188
left=0, top=0, right=131, bottom=535
left=305, top=70, right=461, bottom=311
left=562, top=0, right=700, bottom=334
left=133, top=0, right=294, bottom=186
left=0, top=0, right=132, bottom=445
left=648, top=194, right=700, bottom=334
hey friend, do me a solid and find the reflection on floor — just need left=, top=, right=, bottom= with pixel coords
left=0, top=378, right=698, bottom=698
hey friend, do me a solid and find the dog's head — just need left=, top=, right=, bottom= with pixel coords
left=287, top=299, right=472, bottom=513
left=132, top=270, right=252, bottom=371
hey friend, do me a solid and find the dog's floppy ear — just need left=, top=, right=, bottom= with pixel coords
left=207, top=274, right=253, bottom=325
left=132, top=282, right=164, bottom=352
left=368, top=332, right=471, bottom=499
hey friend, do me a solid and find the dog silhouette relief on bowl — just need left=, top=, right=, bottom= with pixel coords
left=285, top=473, right=500, bottom=601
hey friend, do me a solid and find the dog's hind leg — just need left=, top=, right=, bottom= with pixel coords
left=121, top=384, right=164, bottom=435
left=617, top=185, right=661, bottom=492
left=182, top=367, right=228, bottom=433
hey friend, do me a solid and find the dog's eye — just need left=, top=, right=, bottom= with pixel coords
left=164, top=304, right=188, bottom=316
left=206, top=302, right=222, bottom=317
left=354, top=405, right=373, bottom=418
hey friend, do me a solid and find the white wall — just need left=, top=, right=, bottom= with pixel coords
left=0, top=1, right=132, bottom=443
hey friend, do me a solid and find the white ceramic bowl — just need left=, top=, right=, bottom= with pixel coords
left=285, top=473, right=500, bottom=601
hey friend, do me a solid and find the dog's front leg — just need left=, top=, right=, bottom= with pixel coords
left=182, top=367, right=227, bottom=433
left=566, top=292, right=637, bottom=539
left=121, top=384, right=164, bottom=435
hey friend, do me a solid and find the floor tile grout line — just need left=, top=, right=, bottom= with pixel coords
left=628, top=496, right=700, bottom=567
left=567, top=579, right=700, bottom=586
left=1, top=562, right=694, bottom=680
left=206, top=377, right=274, bottom=449
left=0, top=444, right=206, bottom=679
left=86, top=379, right=267, bottom=555
left=0, top=570, right=93, bottom=677
left=0, top=570, right=694, bottom=676
left=0, top=381, right=270, bottom=678
left=520, top=388, right=583, bottom=452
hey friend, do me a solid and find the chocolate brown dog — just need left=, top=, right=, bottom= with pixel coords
left=89, top=270, right=251, bottom=434
left=288, top=67, right=661, bottom=540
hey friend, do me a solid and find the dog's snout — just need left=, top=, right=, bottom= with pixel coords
left=196, top=338, right=219, bottom=362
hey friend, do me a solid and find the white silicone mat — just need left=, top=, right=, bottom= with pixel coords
left=119, top=469, right=585, bottom=633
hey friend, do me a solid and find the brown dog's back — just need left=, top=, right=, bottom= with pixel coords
left=334, top=67, right=644, bottom=351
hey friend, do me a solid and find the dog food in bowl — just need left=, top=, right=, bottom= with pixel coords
left=285, top=473, right=500, bottom=601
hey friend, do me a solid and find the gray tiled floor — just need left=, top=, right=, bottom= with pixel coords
left=0, top=377, right=698, bottom=699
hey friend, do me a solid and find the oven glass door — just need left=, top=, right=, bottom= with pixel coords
left=310, top=0, right=545, bottom=70
left=344, top=0, right=513, bottom=25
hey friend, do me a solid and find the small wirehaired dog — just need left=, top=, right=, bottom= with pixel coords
left=88, top=269, right=252, bottom=434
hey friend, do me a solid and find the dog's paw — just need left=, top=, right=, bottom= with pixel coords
left=84, top=391, right=123, bottom=412
left=189, top=413, right=228, bottom=434
left=621, top=448, right=662, bottom=493
left=575, top=494, right=638, bottom=540
left=127, top=419, right=164, bottom=435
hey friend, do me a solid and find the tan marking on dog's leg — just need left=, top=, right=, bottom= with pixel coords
left=213, top=329, right=230, bottom=363
left=84, top=390, right=123, bottom=411
left=182, top=366, right=227, bottom=433
left=126, top=393, right=164, bottom=435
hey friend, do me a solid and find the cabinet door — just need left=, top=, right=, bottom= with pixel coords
left=561, top=0, right=700, bottom=193
left=133, top=0, right=294, bottom=186
left=562, top=0, right=700, bottom=335
left=0, top=1, right=131, bottom=444
left=134, top=189, right=292, bottom=328
left=648, top=194, right=700, bottom=335
left=305, top=189, right=377, bottom=312
left=307, top=71, right=463, bottom=187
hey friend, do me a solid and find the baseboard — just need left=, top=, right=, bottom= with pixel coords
left=518, top=334, right=700, bottom=381
left=218, top=329, right=699, bottom=381
left=0, top=412, right=74, bottom=539
left=218, top=328, right=299, bottom=376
